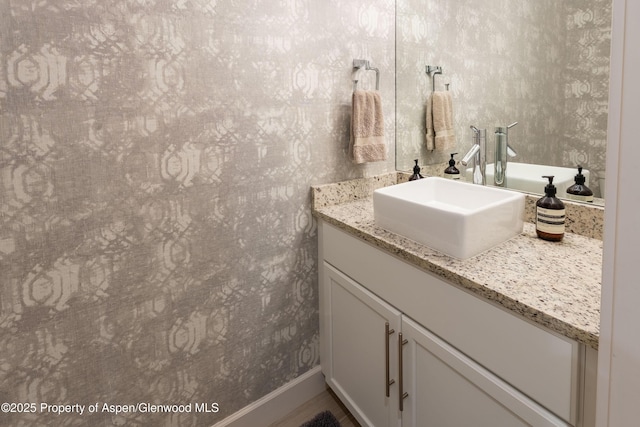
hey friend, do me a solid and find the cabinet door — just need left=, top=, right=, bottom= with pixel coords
left=323, top=263, right=402, bottom=427
left=401, top=316, right=569, bottom=427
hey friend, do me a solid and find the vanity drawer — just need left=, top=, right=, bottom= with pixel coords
left=321, top=222, right=580, bottom=424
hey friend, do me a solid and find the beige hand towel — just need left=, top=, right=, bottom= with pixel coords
left=350, top=90, right=387, bottom=164
left=426, top=94, right=435, bottom=150
left=426, top=91, right=455, bottom=151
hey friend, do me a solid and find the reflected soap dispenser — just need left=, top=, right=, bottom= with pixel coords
left=444, top=153, right=460, bottom=180
left=409, top=159, right=424, bottom=181
left=566, top=166, right=594, bottom=203
left=536, top=176, right=565, bottom=242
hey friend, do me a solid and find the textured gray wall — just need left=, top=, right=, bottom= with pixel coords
left=397, top=0, right=610, bottom=197
left=0, top=1, right=395, bottom=426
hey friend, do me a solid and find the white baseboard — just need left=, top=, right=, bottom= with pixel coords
left=211, top=366, right=325, bottom=427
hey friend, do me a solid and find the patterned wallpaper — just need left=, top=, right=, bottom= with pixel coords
left=0, top=1, right=395, bottom=426
left=396, top=0, right=611, bottom=197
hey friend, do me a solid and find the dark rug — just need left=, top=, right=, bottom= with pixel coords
left=299, top=410, right=342, bottom=427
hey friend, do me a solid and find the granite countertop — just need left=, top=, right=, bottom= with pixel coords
left=312, top=175, right=602, bottom=350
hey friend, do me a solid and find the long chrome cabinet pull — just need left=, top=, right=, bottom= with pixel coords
left=385, top=322, right=396, bottom=397
left=398, top=333, right=409, bottom=411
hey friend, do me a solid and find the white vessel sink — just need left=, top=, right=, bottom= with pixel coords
left=373, top=177, right=525, bottom=259
left=467, top=163, right=589, bottom=198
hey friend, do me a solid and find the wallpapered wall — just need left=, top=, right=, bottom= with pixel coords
left=0, top=1, right=395, bottom=426
left=396, top=0, right=610, bottom=197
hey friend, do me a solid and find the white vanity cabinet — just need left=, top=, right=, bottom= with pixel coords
left=319, top=221, right=597, bottom=427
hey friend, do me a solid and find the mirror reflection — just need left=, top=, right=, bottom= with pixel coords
left=396, top=0, right=611, bottom=201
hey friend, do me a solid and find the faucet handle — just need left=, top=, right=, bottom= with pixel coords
left=461, top=144, right=480, bottom=166
left=506, top=122, right=518, bottom=157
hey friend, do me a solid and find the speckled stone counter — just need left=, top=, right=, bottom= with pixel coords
left=312, top=175, right=602, bottom=350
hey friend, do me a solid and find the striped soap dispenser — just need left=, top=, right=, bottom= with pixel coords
left=536, top=176, right=565, bottom=241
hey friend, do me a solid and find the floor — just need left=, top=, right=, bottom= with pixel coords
left=269, top=386, right=361, bottom=427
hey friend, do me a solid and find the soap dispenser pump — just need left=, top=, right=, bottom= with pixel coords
left=444, top=153, right=460, bottom=180
left=536, top=176, right=566, bottom=242
left=409, top=159, right=424, bottom=181
left=566, top=166, right=594, bottom=203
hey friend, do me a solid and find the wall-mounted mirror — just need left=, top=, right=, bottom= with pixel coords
left=396, top=0, right=611, bottom=202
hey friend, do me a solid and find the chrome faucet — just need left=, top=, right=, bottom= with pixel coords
left=461, top=126, right=486, bottom=185
left=494, top=122, right=518, bottom=187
